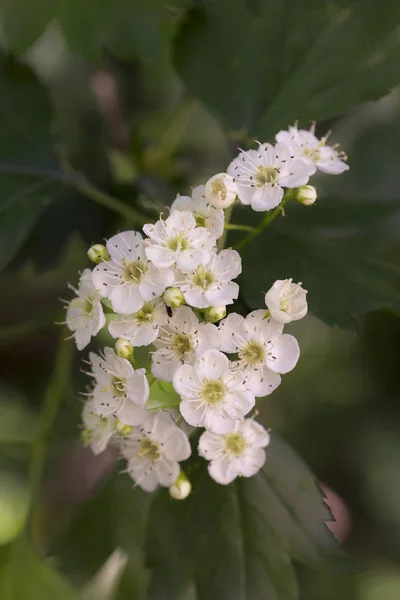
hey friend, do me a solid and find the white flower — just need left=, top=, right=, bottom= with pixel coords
left=81, top=399, right=115, bottom=455
left=92, top=231, right=172, bottom=315
left=198, top=418, right=270, bottom=484
left=151, top=305, right=220, bottom=382
left=276, top=124, right=349, bottom=176
left=176, top=249, right=241, bottom=309
left=143, top=211, right=215, bottom=272
left=66, top=269, right=106, bottom=350
left=109, top=300, right=168, bottom=347
left=120, top=411, right=191, bottom=492
left=88, top=347, right=149, bottom=426
left=227, top=142, right=310, bottom=212
left=173, top=349, right=255, bottom=434
left=171, top=185, right=225, bottom=240
left=204, top=173, right=238, bottom=209
left=264, top=279, right=308, bottom=324
left=219, top=310, right=300, bottom=397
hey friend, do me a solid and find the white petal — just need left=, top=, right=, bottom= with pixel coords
left=195, top=349, right=229, bottom=380
left=208, top=456, right=239, bottom=485
left=139, top=265, right=172, bottom=301
left=125, top=369, right=149, bottom=406
left=173, top=364, right=202, bottom=398
left=165, top=210, right=196, bottom=235
left=238, top=447, right=266, bottom=477
left=219, top=313, right=246, bottom=352
left=197, top=323, right=221, bottom=354
left=267, top=334, right=300, bottom=374
left=156, top=458, right=180, bottom=487
left=215, top=249, right=242, bottom=281
left=145, top=245, right=175, bottom=269
left=170, top=195, right=193, bottom=212
left=118, top=401, right=147, bottom=426
left=107, top=231, right=144, bottom=264
left=206, top=281, right=239, bottom=306
left=132, top=468, right=159, bottom=492
left=279, top=159, right=310, bottom=187
left=251, top=185, right=283, bottom=211
left=177, top=248, right=210, bottom=273
left=109, top=284, right=144, bottom=315
left=171, top=305, right=199, bottom=333
left=182, top=288, right=208, bottom=309
left=258, top=316, right=284, bottom=344
left=247, top=367, right=281, bottom=397
left=162, top=429, right=191, bottom=461
left=151, top=353, right=181, bottom=382
left=198, top=430, right=224, bottom=460
left=242, top=419, right=270, bottom=448
left=224, top=390, right=255, bottom=419
left=179, top=399, right=204, bottom=428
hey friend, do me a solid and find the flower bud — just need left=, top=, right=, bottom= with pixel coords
left=115, top=338, right=134, bottom=359
left=296, top=185, right=317, bottom=206
left=265, top=279, right=308, bottom=324
left=115, top=421, right=133, bottom=436
left=87, top=244, right=110, bottom=264
left=169, top=471, right=191, bottom=500
left=205, top=173, right=238, bottom=209
left=204, top=305, right=226, bottom=323
left=163, top=287, right=184, bottom=308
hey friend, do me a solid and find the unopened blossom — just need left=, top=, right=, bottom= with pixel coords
left=151, top=305, right=220, bottom=382
left=176, top=249, right=241, bottom=309
left=88, top=347, right=149, bottom=426
left=66, top=269, right=106, bottom=350
left=81, top=399, right=115, bottom=455
left=276, top=123, right=349, bottom=175
left=171, top=185, right=225, bottom=240
left=198, top=418, right=270, bottom=484
left=143, top=211, right=215, bottom=272
left=204, top=173, right=238, bottom=209
left=109, top=300, right=168, bottom=347
left=120, top=411, right=191, bottom=492
left=265, top=279, right=308, bottom=324
left=228, top=142, right=309, bottom=211
left=219, top=310, right=300, bottom=397
left=173, top=349, right=255, bottom=434
left=92, top=231, right=172, bottom=315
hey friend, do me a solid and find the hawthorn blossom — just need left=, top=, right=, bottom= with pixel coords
left=198, top=418, right=270, bottom=484
left=143, top=211, right=215, bottom=272
left=88, top=347, right=149, bottom=426
left=120, top=411, right=191, bottom=492
left=204, top=173, right=238, bottom=209
left=81, top=399, right=115, bottom=455
left=228, top=142, right=309, bottom=211
left=66, top=269, right=106, bottom=350
left=151, top=305, right=220, bottom=382
left=219, top=310, right=300, bottom=397
left=276, top=123, right=349, bottom=175
left=264, top=279, right=308, bottom=324
left=92, top=231, right=172, bottom=315
left=109, top=300, right=168, bottom=347
left=173, top=349, right=255, bottom=434
left=171, top=185, right=224, bottom=240
left=176, top=249, right=241, bottom=309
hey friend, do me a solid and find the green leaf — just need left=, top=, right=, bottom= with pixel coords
left=146, top=380, right=181, bottom=411
left=234, top=199, right=400, bottom=329
left=146, top=434, right=337, bottom=600
left=0, top=537, right=77, bottom=599
left=174, top=0, right=400, bottom=136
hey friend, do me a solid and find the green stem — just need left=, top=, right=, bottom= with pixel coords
left=0, top=164, right=147, bottom=224
left=235, top=193, right=293, bottom=251
left=27, top=335, right=75, bottom=537
left=218, top=204, right=234, bottom=251
left=224, top=223, right=257, bottom=233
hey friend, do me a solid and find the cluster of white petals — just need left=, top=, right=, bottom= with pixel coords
left=64, top=122, right=348, bottom=494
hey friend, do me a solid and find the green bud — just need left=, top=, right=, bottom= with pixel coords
left=163, top=287, right=184, bottom=309
left=87, top=244, right=110, bottom=264
left=204, top=305, right=226, bottom=323
left=169, top=471, right=191, bottom=500
left=115, top=421, right=133, bottom=436
left=296, top=185, right=317, bottom=206
left=115, top=338, right=134, bottom=359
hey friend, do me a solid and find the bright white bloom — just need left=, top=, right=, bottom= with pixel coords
left=92, top=231, right=172, bottom=315
left=176, top=249, right=241, bottom=309
left=219, top=310, right=300, bottom=397
left=169, top=471, right=191, bottom=500
left=143, top=211, right=215, bottom=272
left=151, top=305, right=220, bottom=382
left=66, top=269, right=106, bottom=350
left=204, top=173, right=238, bottom=209
left=121, top=411, right=191, bottom=492
left=81, top=399, right=115, bottom=455
left=198, top=418, right=270, bottom=484
left=88, top=347, right=149, bottom=426
left=173, top=349, right=255, bottom=434
left=109, top=300, right=167, bottom=347
left=171, top=185, right=224, bottom=240
left=296, top=184, right=317, bottom=206
left=265, top=279, right=308, bottom=324
left=228, top=142, right=310, bottom=212
left=276, top=124, right=349, bottom=176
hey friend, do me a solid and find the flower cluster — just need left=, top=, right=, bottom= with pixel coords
left=65, top=123, right=348, bottom=497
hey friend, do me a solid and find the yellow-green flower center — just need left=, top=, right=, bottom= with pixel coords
left=111, top=377, right=126, bottom=397
left=192, top=266, right=215, bottom=290
left=255, top=166, right=278, bottom=187
left=171, top=333, right=194, bottom=359
left=167, top=233, right=190, bottom=252
left=240, top=341, right=265, bottom=366
left=211, top=178, right=227, bottom=200
left=134, top=303, right=154, bottom=324
left=138, top=438, right=161, bottom=461
left=82, top=297, right=93, bottom=314
left=194, top=213, right=207, bottom=228
left=304, top=146, right=321, bottom=162
left=122, top=260, right=148, bottom=283
left=225, top=433, right=245, bottom=456
left=201, top=380, right=226, bottom=404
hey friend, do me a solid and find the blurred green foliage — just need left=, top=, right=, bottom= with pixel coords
left=0, top=0, right=400, bottom=598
